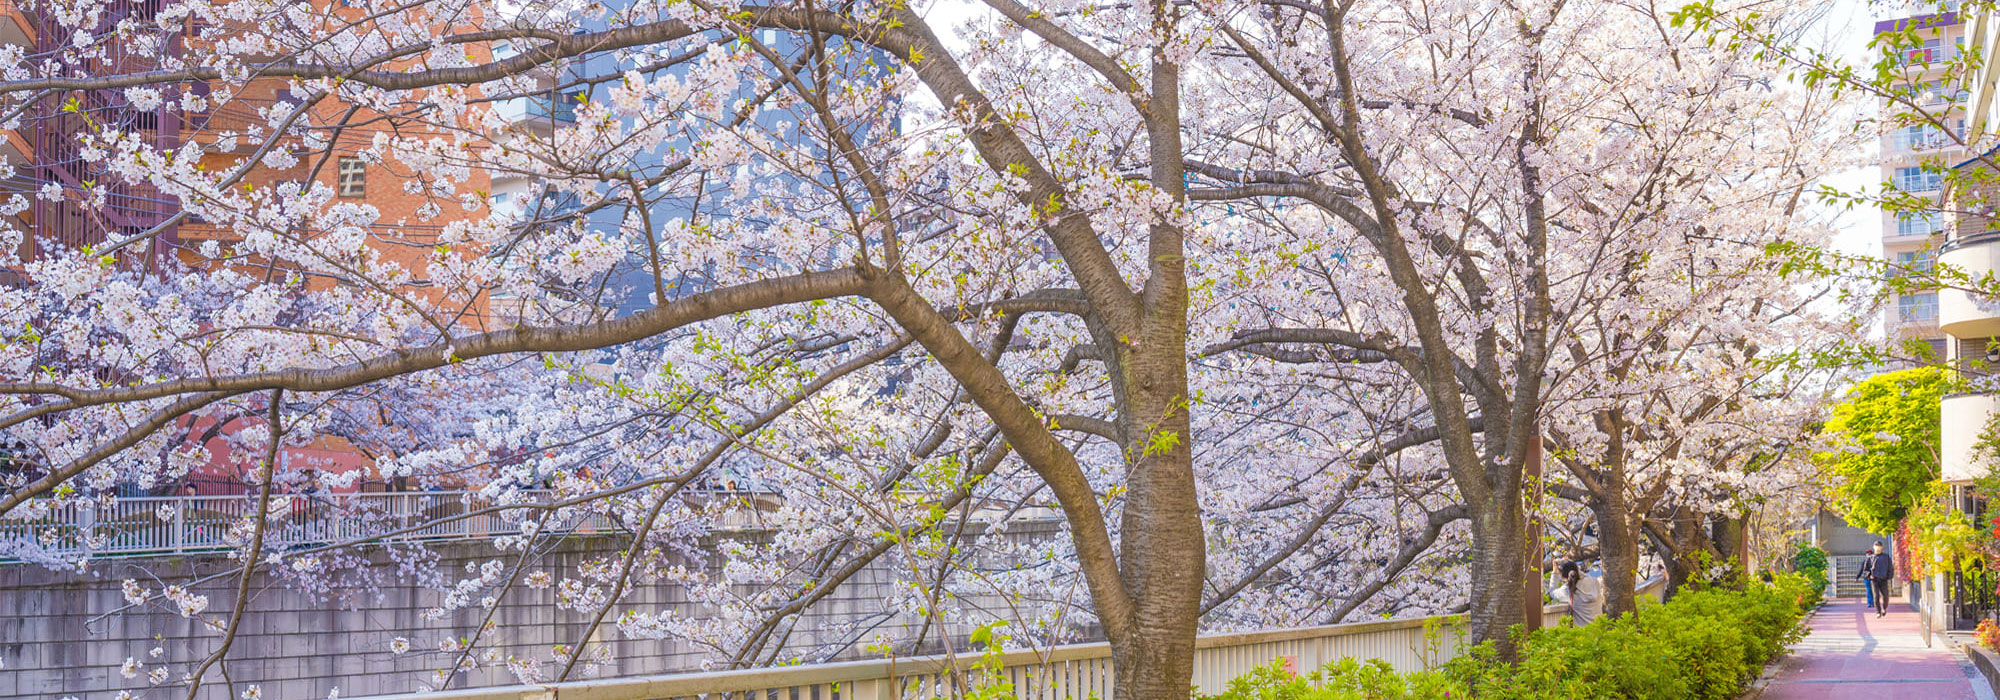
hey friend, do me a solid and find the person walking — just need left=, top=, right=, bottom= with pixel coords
left=1550, top=560, right=1604, bottom=626
left=1858, top=540, right=1896, bottom=617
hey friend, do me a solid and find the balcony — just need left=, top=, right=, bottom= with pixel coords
left=494, top=93, right=579, bottom=136
left=1895, top=169, right=1945, bottom=192
left=1940, top=231, right=2000, bottom=337
left=0, top=1, right=34, bottom=48
left=1899, top=46, right=1963, bottom=68
left=177, top=221, right=238, bottom=242
left=1943, top=392, right=1999, bottom=483
left=0, top=124, right=28, bottom=170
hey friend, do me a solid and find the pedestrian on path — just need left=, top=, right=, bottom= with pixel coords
left=1858, top=540, right=1895, bottom=617
left=1549, top=560, right=1603, bottom=626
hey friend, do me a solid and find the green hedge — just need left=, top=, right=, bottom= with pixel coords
left=1199, top=573, right=1816, bottom=700
left=1791, top=543, right=1830, bottom=608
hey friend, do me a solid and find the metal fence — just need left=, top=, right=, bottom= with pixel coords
left=0, top=490, right=619, bottom=562
left=350, top=580, right=1666, bottom=700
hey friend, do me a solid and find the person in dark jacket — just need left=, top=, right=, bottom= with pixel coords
left=1858, top=540, right=1895, bottom=617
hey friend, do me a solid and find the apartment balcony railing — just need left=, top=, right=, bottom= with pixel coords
left=0, top=490, right=622, bottom=563
left=528, top=94, right=578, bottom=122
left=1902, top=297, right=1941, bottom=323
left=1892, top=131, right=1959, bottom=152
left=1896, top=173, right=1944, bottom=192
left=494, top=93, right=581, bottom=134
left=1902, top=46, right=1962, bottom=67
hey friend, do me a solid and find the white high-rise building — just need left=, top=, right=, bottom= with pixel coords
left=1880, top=10, right=1965, bottom=362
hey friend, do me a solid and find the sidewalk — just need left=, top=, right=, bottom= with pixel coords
left=1759, top=597, right=1992, bottom=700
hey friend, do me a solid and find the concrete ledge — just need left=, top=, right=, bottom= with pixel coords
left=1964, top=642, right=2000, bottom=700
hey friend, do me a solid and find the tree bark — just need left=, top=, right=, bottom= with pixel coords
left=1711, top=515, right=1750, bottom=590
left=1468, top=500, right=1528, bottom=653
left=1107, top=379, right=1203, bottom=700
left=1596, top=503, right=1641, bottom=618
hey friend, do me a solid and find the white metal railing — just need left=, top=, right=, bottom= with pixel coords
left=352, top=579, right=1666, bottom=700
left=1891, top=129, right=1957, bottom=153
left=0, top=490, right=634, bottom=562
left=1896, top=169, right=1944, bottom=192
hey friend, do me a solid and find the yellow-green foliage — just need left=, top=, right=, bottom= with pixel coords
left=1817, top=367, right=1948, bottom=534
left=1207, top=574, right=1816, bottom=700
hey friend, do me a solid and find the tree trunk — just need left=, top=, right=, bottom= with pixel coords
left=1710, top=515, right=1749, bottom=590
left=1661, top=511, right=1711, bottom=600
left=1467, top=501, right=1529, bottom=653
left=1592, top=454, right=1640, bottom=617
left=1110, top=623, right=1198, bottom=700
left=1107, top=424, right=1204, bottom=700
left=1596, top=506, right=1640, bottom=618
left=1103, top=332, right=1204, bottom=698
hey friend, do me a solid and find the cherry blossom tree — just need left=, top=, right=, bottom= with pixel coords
left=0, top=0, right=1859, bottom=694
left=1168, top=0, right=1858, bottom=640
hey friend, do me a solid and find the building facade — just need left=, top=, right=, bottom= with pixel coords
left=1, top=5, right=513, bottom=495
left=1878, top=11, right=1964, bottom=361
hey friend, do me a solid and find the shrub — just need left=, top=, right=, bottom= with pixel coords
left=1198, top=658, right=1458, bottom=700
left=1451, top=622, right=1691, bottom=700
left=1979, top=618, right=2000, bottom=653
left=1215, top=573, right=1815, bottom=700
left=1793, top=567, right=1829, bottom=607
left=1790, top=543, right=1830, bottom=608
left=1791, top=543, right=1829, bottom=574
left=1624, top=596, right=1754, bottom=699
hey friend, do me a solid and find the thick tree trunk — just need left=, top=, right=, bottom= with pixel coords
left=1467, top=501, right=1529, bottom=653
left=1110, top=621, right=1198, bottom=700
left=1591, top=455, right=1640, bottom=618
left=1710, top=515, right=1749, bottom=590
left=1103, top=333, right=1204, bottom=698
left=1660, top=511, right=1711, bottom=600
left=1107, top=428, right=1204, bottom=700
left=1596, top=507, right=1640, bottom=618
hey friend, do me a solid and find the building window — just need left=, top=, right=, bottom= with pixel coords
left=1895, top=166, right=1941, bottom=192
left=1899, top=293, right=1939, bottom=322
left=1896, top=212, right=1941, bottom=237
left=337, top=157, right=366, bottom=198
left=1895, top=249, right=1935, bottom=276
left=1892, top=124, right=1946, bottom=152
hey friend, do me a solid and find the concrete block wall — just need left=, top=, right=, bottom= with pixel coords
left=0, top=521, right=1066, bottom=700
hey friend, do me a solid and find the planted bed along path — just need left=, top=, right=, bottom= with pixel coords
left=1757, top=597, right=1992, bottom=700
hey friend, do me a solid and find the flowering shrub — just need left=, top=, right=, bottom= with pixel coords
left=1205, top=574, right=1816, bottom=700
left=1977, top=619, right=2000, bottom=653
left=1905, top=483, right=1993, bottom=583
left=1897, top=521, right=1923, bottom=582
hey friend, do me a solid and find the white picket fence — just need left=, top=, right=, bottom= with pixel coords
left=359, top=579, right=1666, bottom=700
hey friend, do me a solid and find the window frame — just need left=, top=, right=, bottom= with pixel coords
left=336, top=157, right=367, bottom=198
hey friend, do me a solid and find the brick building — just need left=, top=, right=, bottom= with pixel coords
left=1, top=3, right=527, bottom=494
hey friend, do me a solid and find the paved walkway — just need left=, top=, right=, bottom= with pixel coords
left=1759, top=597, right=1992, bottom=700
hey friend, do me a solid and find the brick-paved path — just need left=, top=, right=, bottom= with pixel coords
left=1759, top=597, right=1991, bottom=700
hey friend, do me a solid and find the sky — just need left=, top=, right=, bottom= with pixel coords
left=1819, top=0, right=1890, bottom=260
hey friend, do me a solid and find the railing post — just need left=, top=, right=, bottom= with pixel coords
left=79, top=501, right=96, bottom=557
left=173, top=499, right=186, bottom=554
left=394, top=493, right=409, bottom=542
left=846, top=677, right=895, bottom=700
